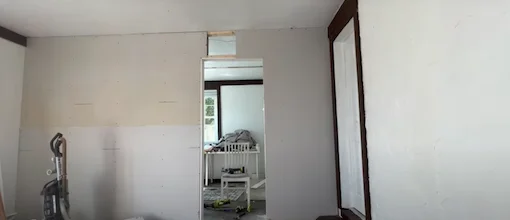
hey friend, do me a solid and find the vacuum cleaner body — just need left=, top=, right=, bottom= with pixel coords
left=42, top=180, right=62, bottom=219
left=41, top=133, right=71, bottom=220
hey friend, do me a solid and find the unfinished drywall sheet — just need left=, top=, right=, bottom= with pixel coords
left=17, top=33, right=206, bottom=220
left=359, top=1, right=510, bottom=219
left=237, top=28, right=337, bottom=220
left=0, top=38, right=25, bottom=215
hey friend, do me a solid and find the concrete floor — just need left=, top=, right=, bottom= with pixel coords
left=204, top=201, right=266, bottom=220
left=205, top=182, right=266, bottom=201
left=204, top=182, right=266, bottom=220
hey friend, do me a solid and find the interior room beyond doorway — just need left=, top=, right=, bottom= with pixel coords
left=202, top=59, right=266, bottom=220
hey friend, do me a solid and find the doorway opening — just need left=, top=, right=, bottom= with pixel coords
left=200, top=58, right=267, bottom=220
left=328, top=1, right=371, bottom=219
left=334, top=19, right=365, bottom=219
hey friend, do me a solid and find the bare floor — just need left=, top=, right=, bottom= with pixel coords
left=204, top=200, right=266, bottom=220
left=205, top=182, right=266, bottom=200
left=204, top=182, right=266, bottom=220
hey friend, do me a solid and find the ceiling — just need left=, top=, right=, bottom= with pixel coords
left=204, top=60, right=262, bottom=81
left=0, top=0, right=342, bottom=37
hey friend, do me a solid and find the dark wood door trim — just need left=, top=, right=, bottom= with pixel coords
left=328, top=0, right=372, bottom=219
left=341, top=209, right=363, bottom=220
left=353, top=11, right=372, bottom=220
left=329, top=39, right=342, bottom=211
left=205, top=80, right=263, bottom=89
left=0, top=25, right=27, bottom=47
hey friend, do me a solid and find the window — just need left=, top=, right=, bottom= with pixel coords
left=204, top=90, right=219, bottom=143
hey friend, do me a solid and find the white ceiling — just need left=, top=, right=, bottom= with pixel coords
left=204, top=60, right=263, bottom=81
left=0, top=0, right=342, bottom=37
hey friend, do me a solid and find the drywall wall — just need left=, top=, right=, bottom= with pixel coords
left=237, top=28, right=337, bottom=219
left=334, top=21, right=365, bottom=214
left=0, top=37, right=25, bottom=214
left=17, top=33, right=206, bottom=220
left=358, top=1, right=510, bottom=219
left=218, top=85, right=265, bottom=178
left=17, top=28, right=336, bottom=220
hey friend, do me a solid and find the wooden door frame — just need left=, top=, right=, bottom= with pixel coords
left=328, top=0, right=371, bottom=219
left=0, top=25, right=26, bottom=47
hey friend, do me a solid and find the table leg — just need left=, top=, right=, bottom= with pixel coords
left=255, top=153, right=259, bottom=180
left=211, top=155, right=214, bottom=183
left=205, top=153, right=209, bottom=186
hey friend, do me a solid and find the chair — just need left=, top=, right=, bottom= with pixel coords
left=221, top=142, right=251, bottom=210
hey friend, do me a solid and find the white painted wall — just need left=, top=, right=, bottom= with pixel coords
left=17, top=33, right=206, bottom=220
left=0, top=38, right=25, bottom=214
left=237, top=28, right=337, bottom=220
left=359, top=1, right=510, bottom=219
left=334, top=20, right=365, bottom=215
left=220, top=85, right=265, bottom=178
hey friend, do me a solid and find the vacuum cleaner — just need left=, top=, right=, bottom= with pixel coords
left=41, top=133, right=71, bottom=220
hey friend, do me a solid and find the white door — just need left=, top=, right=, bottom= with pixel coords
left=334, top=19, right=365, bottom=215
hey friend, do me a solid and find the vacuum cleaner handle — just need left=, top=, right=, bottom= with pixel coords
left=50, top=133, right=63, bottom=157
